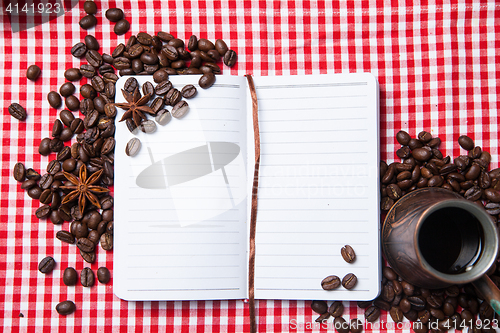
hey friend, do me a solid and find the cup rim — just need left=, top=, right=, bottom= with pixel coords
left=414, top=199, right=499, bottom=285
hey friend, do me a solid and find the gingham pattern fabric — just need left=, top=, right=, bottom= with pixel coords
left=1, top=1, right=499, bottom=332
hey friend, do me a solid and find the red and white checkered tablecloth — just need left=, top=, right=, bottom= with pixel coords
left=1, top=0, right=499, bottom=332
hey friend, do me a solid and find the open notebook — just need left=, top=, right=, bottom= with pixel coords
left=114, top=73, right=381, bottom=301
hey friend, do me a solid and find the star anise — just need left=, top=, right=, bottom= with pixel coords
left=115, top=88, right=155, bottom=127
left=60, top=164, right=109, bottom=214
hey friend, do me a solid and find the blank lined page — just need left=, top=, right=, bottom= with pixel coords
left=114, top=76, right=248, bottom=301
left=253, top=74, right=381, bottom=300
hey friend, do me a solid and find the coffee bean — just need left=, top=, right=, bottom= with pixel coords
left=171, top=100, right=189, bottom=118
left=71, top=42, right=87, bottom=58
left=64, top=68, right=82, bottom=81
left=165, top=88, right=181, bottom=106
left=199, top=73, right=216, bottom=89
left=311, top=300, right=328, bottom=314
left=223, top=49, right=237, bottom=67
left=8, top=103, right=27, bottom=121
left=126, top=118, right=138, bottom=134
left=80, top=267, right=95, bottom=287
left=321, top=275, right=340, bottom=290
left=215, top=39, right=228, bottom=56
left=340, top=245, right=356, bottom=263
left=100, top=233, right=113, bottom=250
left=79, top=14, right=97, bottom=29
left=83, top=0, right=97, bottom=14
left=80, top=64, right=96, bottom=78
left=38, top=256, right=55, bottom=274
left=88, top=230, right=100, bottom=244
left=157, top=31, right=174, bottom=42
left=80, top=249, right=96, bottom=263
left=114, top=19, right=130, bottom=35
left=59, top=83, right=75, bottom=98
left=76, top=237, right=95, bottom=252
left=350, top=318, right=363, bottom=333
left=106, top=8, right=124, bottom=22
left=126, top=137, right=141, bottom=157
left=315, top=312, right=330, bottom=323
left=21, top=179, right=37, bottom=190
left=50, top=210, right=63, bottom=224
left=390, top=306, right=404, bottom=323
left=155, top=109, right=172, bottom=126
left=63, top=267, right=78, bottom=286
left=97, top=267, right=110, bottom=284
left=80, top=84, right=97, bottom=100
left=56, top=300, right=76, bottom=315
left=155, top=80, right=172, bottom=95
left=364, top=305, right=380, bottom=322
left=341, top=273, right=357, bottom=289
left=28, top=186, right=42, bottom=199
left=84, top=34, right=99, bottom=50
left=26, top=64, right=41, bottom=81
left=181, top=84, right=197, bottom=99
left=327, top=301, right=344, bottom=317
left=458, top=135, right=474, bottom=151
left=56, top=230, right=75, bottom=244
left=86, top=49, right=102, bottom=67
left=150, top=97, right=164, bottom=114
left=35, top=204, right=51, bottom=219
left=39, top=173, right=53, bottom=190
left=124, top=77, right=139, bottom=93
left=408, top=295, right=426, bottom=311
left=47, top=160, right=61, bottom=175
left=13, top=162, right=26, bottom=182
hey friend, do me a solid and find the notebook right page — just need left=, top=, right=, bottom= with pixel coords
left=253, top=73, right=380, bottom=301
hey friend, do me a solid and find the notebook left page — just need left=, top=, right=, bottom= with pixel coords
left=114, top=76, right=248, bottom=301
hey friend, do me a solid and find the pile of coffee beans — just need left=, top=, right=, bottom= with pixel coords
left=13, top=0, right=239, bottom=316
left=311, top=131, right=500, bottom=332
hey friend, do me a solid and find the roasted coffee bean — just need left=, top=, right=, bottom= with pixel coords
left=71, top=221, right=88, bottom=239
left=59, top=109, right=75, bottom=127
left=83, top=0, right=97, bottom=14
left=59, top=82, right=76, bottom=98
left=171, top=100, right=189, bottom=118
left=78, top=249, right=95, bottom=263
left=165, top=88, right=181, bottom=106
left=126, top=137, right=141, bottom=157
left=35, top=204, right=51, bottom=218
left=112, top=44, right=125, bottom=59
left=223, top=49, right=237, bottom=67
left=197, top=38, right=214, bottom=52
left=26, top=64, right=41, bottom=81
left=105, top=7, right=123, bottom=22
left=88, top=230, right=100, bottom=244
left=412, top=147, right=432, bottom=162
left=126, top=118, right=138, bottom=134
left=341, top=273, right=357, bottom=289
left=84, top=34, right=99, bottom=51
left=123, top=77, right=139, bottom=93
left=28, top=186, right=42, bottom=199
left=389, top=306, right=404, bottom=323
left=181, top=84, right=197, bottom=99
left=427, top=175, right=444, bottom=187
left=382, top=283, right=395, bottom=302
left=144, top=63, right=159, bottom=74
left=71, top=42, right=87, bottom=57
left=311, top=300, right=328, bottom=314
left=80, top=267, right=95, bottom=287
left=39, top=173, right=53, bottom=190
left=327, top=301, right=344, bottom=317
left=79, top=14, right=97, bottom=29
left=484, top=188, right=500, bottom=202
left=38, top=256, right=55, bottom=274
left=114, top=19, right=130, bottom=35
left=21, top=179, right=37, bottom=190
left=58, top=126, right=73, bottom=142
left=97, top=267, right=110, bottom=284
left=186, top=35, right=197, bottom=51
left=100, top=233, right=113, bottom=250
left=50, top=210, right=63, bottom=224
left=214, top=39, right=228, bottom=56
left=113, top=56, right=131, bottom=70
left=396, top=146, right=411, bottom=159
left=63, top=267, right=78, bottom=286
left=81, top=84, right=97, bottom=100
left=332, top=317, right=348, bottom=333
left=13, top=162, right=26, bottom=182
left=458, top=135, right=474, bottom=151
left=349, top=318, right=363, bottom=333
left=131, top=58, right=143, bottom=73
left=149, top=97, right=164, bottom=114
left=141, top=53, right=158, bottom=65
left=141, top=82, right=155, bottom=97
left=321, top=275, right=341, bottom=290
left=364, top=306, right=380, bottom=322
left=340, top=245, right=356, bottom=263
left=157, top=31, right=174, bottom=42
left=407, top=295, right=426, bottom=311
left=398, top=297, right=411, bottom=313
left=171, top=59, right=186, bottom=69
left=396, top=130, right=411, bottom=145
left=38, top=137, right=51, bottom=155
left=64, top=68, right=82, bottom=81
left=417, top=130, right=432, bottom=143
left=101, top=137, right=115, bottom=155
left=386, top=183, right=402, bottom=200
left=25, top=168, right=41, bottom=181
left=47, top=91, right=62, bottom=109
left=199, top=73, right=216, bottom=89
left=56, top=230, right=75, bottom=244
left=86, top=49, right=102, bottom=68
left=76, top=238, right=95, bottom=252
left=56, top=300, right=76, bottom=315
left=465, top=163, right=481, bottom=180
left=155, top=109, right=172, bottom=126
left=155, top=80, right=172, bottom=95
